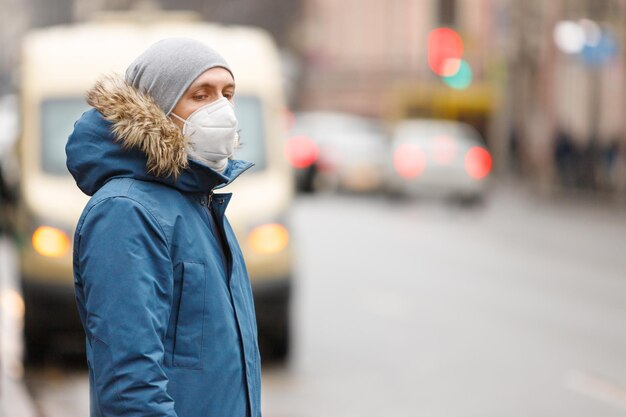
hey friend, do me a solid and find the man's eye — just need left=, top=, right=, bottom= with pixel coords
left=193, top=95, right=208, bottom=100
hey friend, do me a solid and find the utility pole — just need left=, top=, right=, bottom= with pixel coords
left=510, top=0, right=542, bottom=178
left=584, top=0, right=610, bottom=190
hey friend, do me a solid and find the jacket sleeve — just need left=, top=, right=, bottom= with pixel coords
left=77, top=196, right=177, bottom=417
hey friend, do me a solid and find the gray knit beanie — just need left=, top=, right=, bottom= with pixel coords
left=125, top=38, right=233, bottom=115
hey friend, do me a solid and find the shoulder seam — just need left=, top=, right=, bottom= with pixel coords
left=76, top=195, right=171, bottom=251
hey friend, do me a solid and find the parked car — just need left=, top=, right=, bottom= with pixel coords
left=17, top=13, right=294, bottom=362
left=386, top=119, right=492, bottom=203
left=285, top=111, right=389, bottom=193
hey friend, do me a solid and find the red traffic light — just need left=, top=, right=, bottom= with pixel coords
left=427, top=28, right=464, bottom=76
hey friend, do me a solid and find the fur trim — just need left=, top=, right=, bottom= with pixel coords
left=86, top=75, right=188, bottom=179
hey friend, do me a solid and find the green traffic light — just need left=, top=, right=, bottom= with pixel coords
left=443, top=59, right=473, bottom=89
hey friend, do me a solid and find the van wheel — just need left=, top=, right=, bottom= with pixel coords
left=22, top=281, right=55, bottom=366
left=256, top=294, right=290, bottom=362
left=23, top=311, right=50, bottom=366
left=258, top=316, right=289, bottom=362
left=254, top=279, right=291, bottom=363
left=271, top=324, right=289, bottom=361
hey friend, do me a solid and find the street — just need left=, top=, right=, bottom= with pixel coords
left=8, top=184, right=626, bottom=416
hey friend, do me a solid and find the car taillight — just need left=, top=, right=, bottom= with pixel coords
left=393, top=143, right=426, bottom=178
left=32, top=226, right=70, bottom=258
left=285, top=135, right=319, bottom=169
left=464, top=147, right=492, bottom=180
left=248, top=223, right=289, bottom=255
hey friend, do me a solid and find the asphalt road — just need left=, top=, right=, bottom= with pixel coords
left=8, top=185, right=626, bottom=416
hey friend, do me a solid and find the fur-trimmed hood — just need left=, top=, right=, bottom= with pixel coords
left=66, top=75, right=252, bottom=196
left=86, top=75, right=189, bottom=180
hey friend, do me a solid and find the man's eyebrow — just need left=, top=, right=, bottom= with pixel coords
left=189, top=81, right=236, bottom=91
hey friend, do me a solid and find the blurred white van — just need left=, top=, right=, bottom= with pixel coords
left=16, top=11, right=294, bottom=362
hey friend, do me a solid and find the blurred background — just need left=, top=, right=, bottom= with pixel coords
left=1, top=0, right=626, bottom=416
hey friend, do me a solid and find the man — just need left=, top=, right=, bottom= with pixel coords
left=66, top=38, right=261, bottom=417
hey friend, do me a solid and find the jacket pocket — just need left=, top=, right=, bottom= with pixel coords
left=173, top=261, right=207, bottom=369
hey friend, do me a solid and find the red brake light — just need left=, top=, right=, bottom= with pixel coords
left=464, top=147, right=492, bottom=180
left=285, top=135, right=319, bottom=169
left=394, top=143, right=426, bottom=179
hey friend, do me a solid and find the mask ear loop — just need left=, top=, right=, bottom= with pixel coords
left=170, top=112, right=186, bottom=125
left=170, top=112, right=194, bottom=137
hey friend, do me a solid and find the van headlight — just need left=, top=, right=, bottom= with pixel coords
left=1, top=288, right=25, bottom=319
left=32, top=226, right=70, bottom=258
left=248, top=223, right=289, bottom=255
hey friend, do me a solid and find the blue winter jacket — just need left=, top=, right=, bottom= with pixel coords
left=65, top=76, right=261, bottom=417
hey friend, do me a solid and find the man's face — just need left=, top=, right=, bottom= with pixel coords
left=170, top=66, right=235, bottom=128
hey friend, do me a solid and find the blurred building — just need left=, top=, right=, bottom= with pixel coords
left=297, top=0, right=503, bottom=115
left=73, top=0, right=303, bottom=47
left=2, top=0, right=626, bottom=195
left=504, top=0, right=626, bottom=192
left=0, top=0, right=304, bottom=94
left=296, top=0, right=626, bottom=195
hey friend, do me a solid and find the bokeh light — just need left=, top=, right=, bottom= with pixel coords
left=554, top=21, right=586, bottom=54
left=248, top=223, right=289, bottom=255
left=553, top=19, right=618, bottom=65
left=464, top=147, right=492, bottom=180
left=285, top=135, right=319, bottom=169
left=394, top=143, right=427, bottom=179
left=442, top=59, right=473, bottom=89
left=428, top=28, right=464, bottom=76
left=32, top=226, right=70, bottom=258
left=579, top=19, right=601, bottom=47
left=1, top=289, right=25, bottom=319
left=581, top=28, right=618, bottom=66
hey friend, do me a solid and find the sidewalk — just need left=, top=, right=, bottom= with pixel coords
left=1, top=236, right=38, bottom=417
left=1, top=376, right=38, bottom=417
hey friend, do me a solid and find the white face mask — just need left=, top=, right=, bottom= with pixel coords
left=171, top=97, right=239, bottom=173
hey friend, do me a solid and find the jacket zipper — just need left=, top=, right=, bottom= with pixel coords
left=202, top=191, right=252, bottom=401
left=201, top=191, right=228, bottom=276
left=212, top=204, right=233, bottom=279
